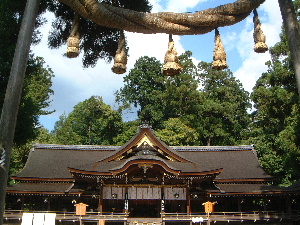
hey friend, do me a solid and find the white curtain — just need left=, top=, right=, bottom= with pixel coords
left=33, top=213, right=45, bottom=225
left=21, top=213, right=33, bottom=225
left=44, top=213, right=56, bottom=225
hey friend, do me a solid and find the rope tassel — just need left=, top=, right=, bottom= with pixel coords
left=162, top=34, right=182, bottom=76
left=253, top=9, right=268, bottom=53
left=67, top=14, right=81, bottom=58
left=212, top=29, right=228, bottom=70
left=112, top=30, right=127, bottom=74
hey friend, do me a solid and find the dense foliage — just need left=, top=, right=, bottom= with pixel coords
left=0, top=1, right=54, bottom=146
left=116, top=52, right=251, bottom=146
left=250, top=30, right=300, bottom=185
left=52, top=96, right=123, bottom=145
left=46, top=0, right=151, bottom=67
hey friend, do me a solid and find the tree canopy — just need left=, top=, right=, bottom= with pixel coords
left=116, top=52, right=251, bottom=146
left=0, top=1, right=54, bottom=146
left=52, top=96, right=123, bottom=145
left=46, top=0, right=151, bottom=67
left=250, top=29, right=300, bottom=185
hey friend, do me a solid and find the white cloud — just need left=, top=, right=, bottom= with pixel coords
left=164, top=0, right=208, bottom=13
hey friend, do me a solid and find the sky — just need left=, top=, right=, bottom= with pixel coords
left=32, top=0, right=282, bottom=131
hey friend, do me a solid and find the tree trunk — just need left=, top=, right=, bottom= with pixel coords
left=278, top=0, right=300, bottom=98
left=0, top=0, right=40, bottom=223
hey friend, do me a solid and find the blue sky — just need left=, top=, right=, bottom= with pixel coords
left=32, top=0, right=282, bottom=131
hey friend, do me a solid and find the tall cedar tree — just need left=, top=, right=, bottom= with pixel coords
left=251, top=27, right=300, bottom=185
left=197, top=61, right=251, bottom=146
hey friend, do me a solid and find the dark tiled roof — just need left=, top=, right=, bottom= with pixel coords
left=208, top=183, right=290, bottom=195
left=171, top=145, right=254, bottom=151
left=175, top=147, right=271, bottom=180
left=14, top=145, right=115, bottom=179
left=6, top=183, right=83, bottom=195
left=34, top=143, right=118, bottom=150
left=74, top=155, right=198, bottom=173
left=14, top=143, right=270, bottom=181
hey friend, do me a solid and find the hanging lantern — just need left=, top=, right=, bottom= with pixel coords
left=212, top=29, right=228, bottom=70
left=253, top=9, right=268, bottom=53
left=67, top=14, right=81, bottom=58
left=162, top=34, right=182, bottom=76
left=112, top=30, right=127, bottom=74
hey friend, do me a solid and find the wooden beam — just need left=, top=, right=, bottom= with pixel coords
left=0, top=0, right=40, bottom=224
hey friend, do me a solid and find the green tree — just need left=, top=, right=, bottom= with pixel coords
left=113, top=120, right=140, bottom=145
left=156, top=118, right=199, bottom=146
left=196, top=62, right=251, bottom=146
left=162, top=51, right=201, bottom=120
left=115, top=56, right=166, bottom=127
left=52, top=113, right=82, bottom=145
left=53, top=96, right=123, bottom=145
left=250, top=29, right=300, bottom=185
left=46, top=0, right=151, bottom=67
left=13, top=57, right=54, bottom=146
left=0, top=1, right=54, bottom=146
left=116, top=52, right=250, bottom=146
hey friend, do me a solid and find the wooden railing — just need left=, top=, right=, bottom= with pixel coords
left=3, top=210, right=300, bottom=224
left=162, top=211, right=300, bottom=223
left=3, top=210, right=129, bottom=223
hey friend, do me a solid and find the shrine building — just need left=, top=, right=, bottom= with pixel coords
left=5, top=126, right=300, bottom=225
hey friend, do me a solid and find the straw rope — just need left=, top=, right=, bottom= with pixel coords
left=112, top=30, right=127, bottom=74
left=253, top=9, right=268, bottom=53
left=212, top=29, right=228, bottom=70
left=67, top=14, right=81, bottom=58
left=58, top=0, right=266, bottom=35
left=162, top=34, right=183, bottom=76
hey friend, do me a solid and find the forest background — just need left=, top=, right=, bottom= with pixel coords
left=0, top=0, right=299, bottom=187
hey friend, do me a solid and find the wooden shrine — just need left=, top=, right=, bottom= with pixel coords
left=5, top=125, right=300, bottom=224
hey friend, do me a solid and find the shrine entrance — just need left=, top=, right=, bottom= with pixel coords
left=129, top=200, right=161, bottom=218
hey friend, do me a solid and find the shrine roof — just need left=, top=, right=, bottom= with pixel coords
left=175, top=147, right=271, bottom=180
left=12, top=143, right=271, bottom=181
left=12, top=126, right=272, bottom=182
left=6, top=182, right=83, bottom=195
left=207, top=183, right=291, bottom=195
left=69, top=155, right=204, bottom=174
left=12, top=145, right=115, bottom=180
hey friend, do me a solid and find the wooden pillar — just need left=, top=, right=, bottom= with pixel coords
left=161, top=187, right=165, bottom=213
left=286, top=196, right=292, bottom=212
left=237, top=197, right=242, bottom=212
left=124, top=187, right=128, bottom=213
left=0, top=0, right=40, bottom=223
left=98, top=186, right=103, bottom=213
left=186, top=187, right=191, bottom=214
left=98, top=219, right=105, bottom=225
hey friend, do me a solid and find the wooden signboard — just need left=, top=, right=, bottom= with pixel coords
left=75, top=203, right=89, bottom=215
left=202, top=201, right=216, bottom=213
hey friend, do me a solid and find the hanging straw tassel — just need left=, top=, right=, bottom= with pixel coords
left=212, top=29, right=228, bottom=70
left=162, top=34, right=182, bottom=76
left=67, top=14, right=81, bottom=58
left=253, top=9, right=268, bottom=53
left=112, top=30, right=127, bottom=74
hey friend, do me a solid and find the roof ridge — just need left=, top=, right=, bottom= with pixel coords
left=171, top=145, right=254, bottom=151
left=33, top=143, right=119, bottom=151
